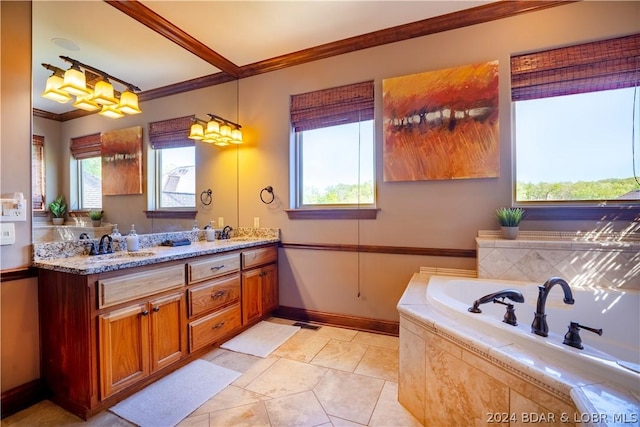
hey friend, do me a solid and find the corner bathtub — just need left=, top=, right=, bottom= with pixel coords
left=397, top=273, right=640, bottom=426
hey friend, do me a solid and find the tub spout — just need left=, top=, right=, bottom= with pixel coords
left=531, top=277, right=575, bottom=337
left=468, top=289, right=524, bottom=313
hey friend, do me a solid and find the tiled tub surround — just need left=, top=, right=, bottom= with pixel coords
left=476, top=230, right=640, bottom=290
left=33, top=227, right=280, bottom=274
left=397, top=272, right=640, bottom=427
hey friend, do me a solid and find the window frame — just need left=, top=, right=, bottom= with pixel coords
left=153, top=145, right=196, bottom=211
left=77, top=156, right=102, bottom=210
left=32, top=135, right=45, bottom=211
left=288, top=81, right=378, bottom=219
left=509, top=33, right=640, bottom=219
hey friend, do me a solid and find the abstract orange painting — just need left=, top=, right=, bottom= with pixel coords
left=101, top=126, right=143, bottom=195
left=382, top=61, right=499, bottom=181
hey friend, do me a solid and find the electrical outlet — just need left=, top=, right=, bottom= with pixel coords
left=253, top=217, right=260, bottom=228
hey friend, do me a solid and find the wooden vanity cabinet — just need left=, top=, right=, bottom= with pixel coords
left=98, top=291, right=186, bottom=398
left=241, top=246, right=278, bottom=325
left=186, top=253, right=242, bottom=352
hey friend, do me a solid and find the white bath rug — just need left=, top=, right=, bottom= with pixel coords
left=110, top=359, right=240, bottom=427
left=220, top=321, right=300, bottom=358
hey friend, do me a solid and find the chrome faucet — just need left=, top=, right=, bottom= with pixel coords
left=531, top=277, right=575, bottom=337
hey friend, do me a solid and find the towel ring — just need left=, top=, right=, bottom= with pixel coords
left=200, top=189, right=213, bottom=206
left=260, top=186, right=274, bottom=204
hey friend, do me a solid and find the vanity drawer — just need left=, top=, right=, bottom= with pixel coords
left=187, top=273, right=240, bottom=318
left=188, top=253, right=240, bottom=284
left=242, top=246, right=277, bottom=270
left=188, top=303, right=241, bottom=352
left=98, top=264, right=185, bottom=309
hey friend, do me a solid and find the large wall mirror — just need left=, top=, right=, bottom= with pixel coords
left=31, top=2, right=239, bottom=242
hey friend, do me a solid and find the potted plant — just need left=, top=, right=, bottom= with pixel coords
left=496, top=207, right=524, bottom=239
left=49, top=195, right=67, bottom=225
left=88, top=210, right=104, bottom=227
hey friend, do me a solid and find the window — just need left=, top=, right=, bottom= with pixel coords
left=291, top=81, right=375, bottom=210
left=148, top=116, right=196, bottom=211
left=78, top=157, right=102, bottom=209
left=32, top=135, right=45, bottom=211
left=512, top=34, right=640, bottom=204
left=70, top=133, right=102, bottom=209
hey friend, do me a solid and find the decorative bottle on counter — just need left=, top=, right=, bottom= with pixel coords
left=206, top=221, right=216, bottom=241
left=126, top=224, right=139, bottom=252
left=111, top=224, right=122, bottom=251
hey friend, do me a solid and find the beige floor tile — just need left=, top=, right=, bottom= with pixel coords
left=245, top=357, right=328, bottom=398
left=232, top=356, right=279, bottom=388
left=354, top=345, right=398, bottom=382
left=310, top=339, right=368, bottom=372
left=351, top=331, right=398, bottom=350
left=313, top=369, right=385, bottom=425
left=191, top=385, right=269, bottom=416
left=368, top=382, right=422, bottom=427
left=176, top=412, right=210, bottom=426
left=0, top=400, right=132, bottom=427
left=264, top=390, right=330, bottom=427
left=208, top=402, right=271, bottom=427
left=328, top=415, right=367, bottom=426
left=313, top=325, right=359, bottom=342
left=271, top=330, right=331, bottom=363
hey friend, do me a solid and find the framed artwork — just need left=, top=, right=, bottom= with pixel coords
left=101, top=126, right=143, bottom=195
left=382, top=61, right=500, bottom=182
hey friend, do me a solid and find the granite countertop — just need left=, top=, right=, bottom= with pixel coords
left=33, top=227, right=280, bottom=275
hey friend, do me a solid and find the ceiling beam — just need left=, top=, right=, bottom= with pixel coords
left=240, top=0, right=578, bottom=77
left=104, top=0, right=241, bottom=78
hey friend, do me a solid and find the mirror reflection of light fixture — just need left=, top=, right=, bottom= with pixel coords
left=188, top=114, right=243, bottom=146
left=41, top=56, right=142, bottom=118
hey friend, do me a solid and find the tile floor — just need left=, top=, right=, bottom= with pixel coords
left=1, top=318, right=422, bottom=427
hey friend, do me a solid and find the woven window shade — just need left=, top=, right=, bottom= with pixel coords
left=291, top=81, right=374, bottom=132
left=511, top=33, right=640, bottom=101
left=70, top=133, right=101, bottom=160
left=32, top=135, right=45, bottom=210
left=149, top=115, right=195, bottom=149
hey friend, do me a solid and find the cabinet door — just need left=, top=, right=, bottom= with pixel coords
left=150, top=292, right=186, bottom=372
left=242, top=268, right=263, bottom=325
left=99, top=303, right=150, bottom=399
left=261, top=264, right=278, bottom=314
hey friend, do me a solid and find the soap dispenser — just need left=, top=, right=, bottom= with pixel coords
left=111, top=224, right=122, bottom=251
left=206, top=221, right=216, bottom=241
left=126, top=224, right=139, bottom=252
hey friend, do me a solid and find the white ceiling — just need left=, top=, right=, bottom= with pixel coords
left=33, top=1, right=493, bottom=115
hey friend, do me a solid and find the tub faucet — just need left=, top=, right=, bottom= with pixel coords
left=468, top=289, right=524, bottom=313
left=531, top=277, right=575, bottom=337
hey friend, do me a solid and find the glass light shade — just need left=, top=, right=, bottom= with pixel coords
left=60, top=67, right=90, bottom=96
left=91, top=80, right=117, bottom=105
left=118, top=91, right=141, bottom=114
left=213, top=140, right=230, bottom=146
left=42, top=75, right=72, bottom=103
left=188, top=123, right=204, bottom=140
left=99, top=105, right=125, bottom=119
left=219, top=124, right=232, bottom=142
left=231, top=128, right=243, bottom=144
left=73, top=95, right=100, bottom=111
left=204, top=120, right=220, bottom=137
left=201, top=136, right=216, bottom=144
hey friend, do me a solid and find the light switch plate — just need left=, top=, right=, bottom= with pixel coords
left=0, top=223, right=16, bottom=245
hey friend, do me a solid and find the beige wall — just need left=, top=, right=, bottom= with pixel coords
left=1, top=1, right=638, bottom=393
left=1, top=1, right=40, bottom=393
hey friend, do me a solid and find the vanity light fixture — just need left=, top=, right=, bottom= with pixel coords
left=41, top=56, right=142, bottom=118
left=188, top=114, right=243, bottom=146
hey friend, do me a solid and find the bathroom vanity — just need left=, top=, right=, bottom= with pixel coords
left=34, top=231, right=279, bottom=419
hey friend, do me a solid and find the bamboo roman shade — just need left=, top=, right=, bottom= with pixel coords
left=70, top=133, right=101, bottom=160
left=511, top=33, right=640, bottom=101
left=149, top=115, right=195, bottom=149
left=32, top=135, right=45, bottom=210
left=291, top=81, right=374, bottom=132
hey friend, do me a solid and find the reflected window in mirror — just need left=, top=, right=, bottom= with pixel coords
left=148, top=116, right=196, bottom=211
left=32, top=135, right=45, bottom=211
left=156, top=146, right=195, bottom=209
left=70, top=133, right=102, bottom=209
